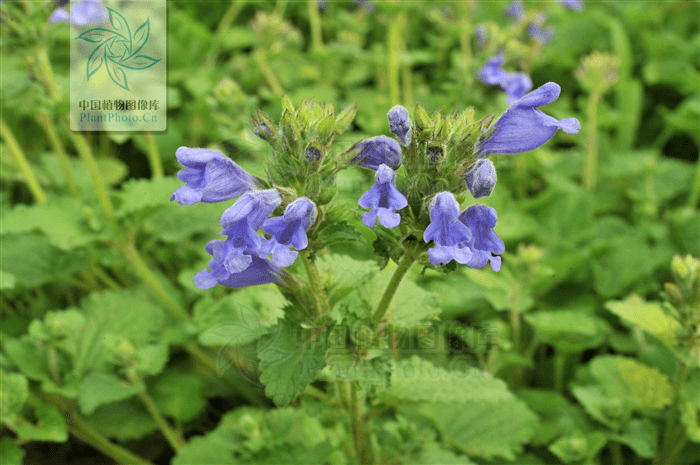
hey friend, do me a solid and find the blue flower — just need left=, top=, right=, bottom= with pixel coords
left=501, top=72, right=533, bottom=105
left=352, top=135, right=402, bottom=171
left=387, top=105, right=412, bottom=147
left=259, top=197, right=317, bottom=267
left=254, top=123, right=274, bottom=141
left=528, top=15, right=554, bottom=46
left=305, top=147, right=321, bottom=163
left=194, top=240, right=281, bottom=289
left=354, top=0, right=376, bottom=13
left=478, top=52, right=507, bottom=86
left=476, top=82, right=581, bottom=157
left=464, top=159, right=497, bottom=198
left=505, top=0, right=524, bottom=21
left=459, top=205, right=505, bottom=272
left=216, top=189, right=281, bottom=274
left=559, top=0, right=584, bottom=11
left=171, top=147, right=258, bottom=205
left=423, top=192, right=474, bottom=266
left=358, top=164, right=408, bottom=229
left=50, top=0, right=107, bottom=25
left=475, top=24, right=486, bottom=49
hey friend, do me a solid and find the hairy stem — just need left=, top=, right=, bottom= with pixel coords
left=307, top=0, right=324, bottom=52
left=138, top=390, right=185, bottom=451
left=350, top=381, right=372, bottom=464
left=299, top=252, right=328, bottom=316
left=143, top=133, right=163, bottom=178
left=0, top=117, right=48, bottom=204
left=582, top=92, right=601, bottom=190
left=372, top=253, right=415, bottom=326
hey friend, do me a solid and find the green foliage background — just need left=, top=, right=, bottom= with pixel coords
left=1, top=1, right=698, bottom=464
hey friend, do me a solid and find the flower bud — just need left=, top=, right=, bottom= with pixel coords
left=464, top=159, right=497, bottom=198
left=387, top=105, right=412, bottom=147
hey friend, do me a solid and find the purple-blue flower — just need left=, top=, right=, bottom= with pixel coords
left=559, top=0, right=584, bottom=11
left=352, top=135, right=402, bottom=171
left=171, top=147, right=258, bottom=205
left=475, top=24, right=486, bottom=49
left=354, top=0, right=376, bottom=13
left=529, top=23, right=554, bottom=46
left=259, top=197, right=317, bottom=267
left=358, top=164, right=408, bottom=229
left=505, top=0, right=524, bottom=21
left=459, top=205, right=504, bottom=272
left=476, top=82, right=581, bottom=157
left=478, top=52, right=507, bottom=86
left=464, top=159, right=497, bottom=198
left=423, top=192, right=473, bottom=266
left=387, top=105, right=412, bottom=147
left=215, top=189, right=281, bottom=274
left=305, top=147, right=321, bottom=163
left=50, top=0, right=107, bottom=25
left=254, top=123, right=273, bottom=141
left=194, top=241, right=281, bottom=289
left=501, top=72, right=533, bottom=105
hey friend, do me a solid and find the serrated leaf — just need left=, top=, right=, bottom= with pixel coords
left=136, top=344, right=169, bottom=376
left=0, top=372, right=28, bottom=420
left=0, top=438, right=24, bottom=465
left=588, top=356, right=673, bottom=413
left=382, top=357, right=514, bottom=404
left=258, top=321, right=327, bottom=406
left=116, top=177, right=182, bottom=216
left=172, top=436, right=234, bottom=465
left=612, top=419, right=658, bottom=458
left=78, top=372, right=145, bottom=415
left=605, top=295, right=681, bottom=348
left=14, top=401, right=68, bottom=442
left=525, top=310, right=608, bottom=353
left=413, top=399, right=538, bottom=461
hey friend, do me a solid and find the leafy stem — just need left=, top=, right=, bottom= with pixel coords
left=299, top=251, right=328, bottom=316
left=0, top=117, right=47, bottom=204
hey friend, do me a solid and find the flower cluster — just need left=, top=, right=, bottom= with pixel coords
left=478, top=52, right=533, bottom=105
left=171, top=147, right=317, bottom=289
left=353, top=83, right=579, bottom=271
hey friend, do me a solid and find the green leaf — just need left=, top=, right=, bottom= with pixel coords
left=14, top=401, right=68, bottom=442
left=81, top=398, right=158, bottom=441
left=549, top=431, right=607, bottom=465
left=571, top=385, right=634, bottom=430
left=0, top=438, right=24, bottom=465
left=0, top=372, right=28, bottom=420
left=151, top=372, right=206, bottom=422
left=136, top=344, right=169, bottom=376
left=411, top=399, right=538, bottom=461
left=317, top=254, right=378, bottom=306
left=525, top=310, right=609, bottom=353
left=3, top=337, right=51, bottom=383
left=382, top=357, right=515, bottom=404
left=258, top=320, right=327, bottom=406
left=0, top=271, right=15, bottom=290
left=172, top=436, right=235, bottom=465
left=78, top=372, right=145, bottom=415
left=464, top=266, right=535, bottom=313
left=605, top=295, right=680, bottom=348
left=612, top=418, right=658, bottom=458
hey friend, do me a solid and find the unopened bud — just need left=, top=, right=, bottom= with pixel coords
left=464, top=159, right=497, bottom=198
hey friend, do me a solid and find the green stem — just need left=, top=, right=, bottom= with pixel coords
left=664, top=435, right=689, bottom=465
left=205, top=0, right=247, bottom=67
left=299, top=252, right=328, bottom=316
left=659, top=363, right=689, bottom=462
left=36, top=114, right=79, bottom=197
left=123, top=240, right=190, bottom=321
left=554, top=352, right=566, bottom=393
left=69, top=412, right=153, bottom=465
left=350, top=381, right=372, bottom=464
left=66, top=122, right=115, bottom=223
left=688, top=155, right=700, bottom=207
left=387, top=12, right=402, bottom=106
left=611, top=441, right=623, bottom=465
left=372, top=253, right=415, bottom=326
left=254, top=50, right=284, bottom=97
left=511, top=310, right=521, bottom=354
left=307, top=0, right=324, bottom=52
left=0, top=117, right=48, bottom=204
left=138, top=390, right=184, bottom=451
left=35, top=45, right=61, bottom=100
left=582, top=92, right=601, bottom=190
left=143, top=133, right=163, bottom=178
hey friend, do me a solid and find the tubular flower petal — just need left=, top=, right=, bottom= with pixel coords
left=194, top=240, right=281, bottom=289
left=423, top=192, right=473, bottom=266
left=464, top=159, right=497, bottom=199
left=475, top=24, right=486, bottom=49
left=387, top=105, right=412, bottom=147
left=171, top=147, right=258, bottom=205
left=478, top=52, right=507, bottom=86
left=216, top=189, right=281, bottom=273
left=501, top=73, right=533, bottom=105
left=259, top=197, right=317, bottom=267
left=476, top=82, right=581, bottom=157
left=358, top=164, right=408, bottom=229
left=352, top=135, right=402, bottom=171
left=458, top=205, right=505, bottom=272
left=50, top=7, right=70, bottom=23
left=505, top=0, right=524, bottom=21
